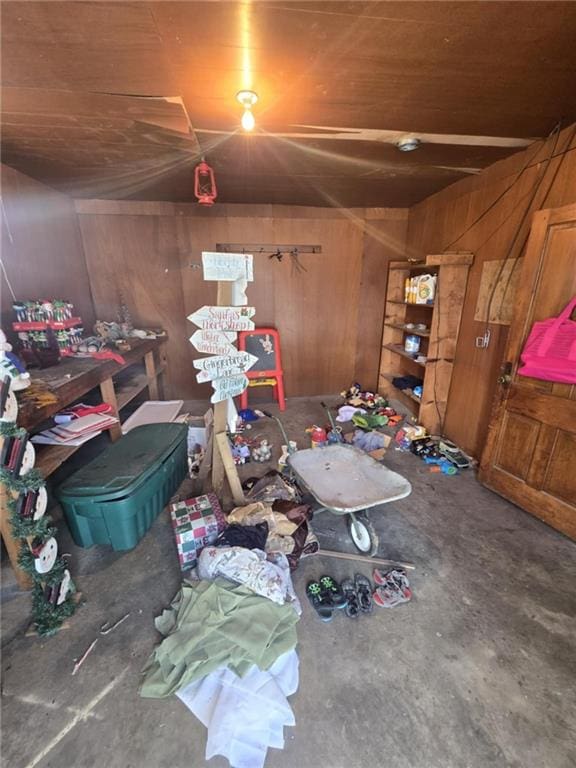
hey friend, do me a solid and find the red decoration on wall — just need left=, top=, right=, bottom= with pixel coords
left=194, top=161, right=218, bottom=206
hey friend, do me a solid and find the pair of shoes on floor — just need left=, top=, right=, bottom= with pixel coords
left=372, top=568, right=412, bottom=608
left=306, top=575, right=347, bottom=622
left=341, top=574, right=373, bottom=618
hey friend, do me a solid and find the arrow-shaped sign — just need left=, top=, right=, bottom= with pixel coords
left=210, top=374, right=249, bottom=403
left=194, top=351, right=258, bottom=383
left=188, top=306, right=255, bottom=332
left=189, top=329, right=237, bottom=356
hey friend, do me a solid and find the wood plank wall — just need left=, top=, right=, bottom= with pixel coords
left=1, top=165, right=95, bottom=337
left=406, top=123, right=576, bottom=457
left=75, top=202, right=408, bottom=400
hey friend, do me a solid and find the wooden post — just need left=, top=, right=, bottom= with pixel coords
left=215, top=433, right=245, bottom=505
left=99, top=377, right=123, bottom=442
left=144, top=350, right=159, bottom=400
left=0, top=485, right=33, bottom=590
left=212, top=281, right=234, bottom=495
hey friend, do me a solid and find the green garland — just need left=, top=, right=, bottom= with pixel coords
left=0, top=466, right=45, bottom=492
left=0, top=421, right=27, bottom=440
left=1, top=423, right=78, bottom=635
left=32, top=583, right=77, bottom=637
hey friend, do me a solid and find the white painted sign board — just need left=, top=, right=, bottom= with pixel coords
left=188, top=306, right=256, bottom=332
left=202, top=252, right=254, bottom=282
left=189, top=329, right=237, bottom=356
left=194, top=351, right=258, bottom=382
left=210, top=374, right=249, bottom=403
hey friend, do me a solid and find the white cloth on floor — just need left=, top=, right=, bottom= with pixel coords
left=177, top=649, right=299, bottom=768
left=198, top=546, right=302, bottom=614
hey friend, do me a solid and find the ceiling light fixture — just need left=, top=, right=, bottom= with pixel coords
left=396, top=137, right=421, bottom=152
left=236, top=90, right=258, bottom=132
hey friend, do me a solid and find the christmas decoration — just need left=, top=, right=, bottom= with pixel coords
left=0, top=393, right=78, bottom=636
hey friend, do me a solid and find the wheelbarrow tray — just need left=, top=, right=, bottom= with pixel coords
left=288, top=444, right=411, bottom=514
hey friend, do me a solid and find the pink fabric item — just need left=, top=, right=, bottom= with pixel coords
left=518, top=296, right=576, bottom=384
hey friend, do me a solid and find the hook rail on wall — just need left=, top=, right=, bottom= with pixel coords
left=215, top=243, right=322, bottom=255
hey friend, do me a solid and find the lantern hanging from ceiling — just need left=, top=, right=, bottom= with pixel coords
left=194, top=160, right=217, bottom=206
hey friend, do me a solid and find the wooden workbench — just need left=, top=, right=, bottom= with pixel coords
left=0, top=337, right=168, bottom=589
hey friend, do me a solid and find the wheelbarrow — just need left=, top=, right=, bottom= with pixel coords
left=288, top=443, right=412, bottom=556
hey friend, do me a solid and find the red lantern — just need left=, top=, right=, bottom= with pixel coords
left=194, top=160, right=217, bottom=206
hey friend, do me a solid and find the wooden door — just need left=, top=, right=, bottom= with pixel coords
left=479, top=203, right=576, bottom=540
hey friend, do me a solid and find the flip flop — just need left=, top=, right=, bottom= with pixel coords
left=341, top=579, right=360, bottom=619
left=319, top=575, right=347, bottom=609
left=354, top=573, right=373, bottom=614
left=306, top=581, right=333, bottom=622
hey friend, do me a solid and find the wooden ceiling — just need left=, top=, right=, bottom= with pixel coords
left=2, top=1, right=576, bottom=207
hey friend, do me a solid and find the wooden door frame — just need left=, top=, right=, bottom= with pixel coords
left=480, top=202, right=576, bottom=473
left=479, top=202, right=576, bottom=512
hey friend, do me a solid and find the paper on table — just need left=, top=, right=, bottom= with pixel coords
left=31, top=430, right=103, bottom=447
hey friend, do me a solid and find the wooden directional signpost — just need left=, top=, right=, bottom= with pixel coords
left=189, top=330, right=237, bottom=356
left=210, top=374, right=249, bottom=404
left=188, top=306, right=255, bottom=332
left=194, top=351, right=258, bottom=383
left=188, top=252, right=255, bottom=504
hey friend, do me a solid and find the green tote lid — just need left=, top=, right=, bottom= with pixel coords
left=58, top=423, right=187, bottom=500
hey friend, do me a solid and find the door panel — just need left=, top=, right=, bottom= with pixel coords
left=480, top=203, right=576, bottom=540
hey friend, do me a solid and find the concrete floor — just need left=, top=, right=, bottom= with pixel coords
left=1, top=396, right=576, bottom=768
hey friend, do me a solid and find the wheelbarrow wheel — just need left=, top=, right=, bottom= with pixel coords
left=347, top=513, right=379, bottom=556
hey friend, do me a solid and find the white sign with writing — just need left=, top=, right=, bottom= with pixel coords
left=189, top=329, right=237, bottom=356
left=210, top=374, right=249, bottom=403
left=188, top=306, right=255, bottom=332
left=194, top=351, right=258, bottom=383
left=202, top=252, right=254, bottom=282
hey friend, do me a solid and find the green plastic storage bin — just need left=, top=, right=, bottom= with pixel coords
left=57, top=423, right=188, bottom=551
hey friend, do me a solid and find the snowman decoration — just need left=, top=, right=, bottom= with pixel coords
left=0, top=328, right=30, bottom=392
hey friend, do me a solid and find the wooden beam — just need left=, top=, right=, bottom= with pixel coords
left=215, top=433, right=245, bottom=506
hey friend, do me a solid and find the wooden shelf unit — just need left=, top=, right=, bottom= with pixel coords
left=378, top=253, right=473, bottom=432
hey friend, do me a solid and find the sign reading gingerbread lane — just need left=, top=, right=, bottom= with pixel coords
left=210, top=374, right=249, bottom=403
left=188, top=306, right=255, bottom=332
left=194, top=351, right=258, bottom=383
left=189, top=329, right=237, bottom=356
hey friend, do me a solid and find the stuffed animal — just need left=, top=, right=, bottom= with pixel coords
left=252, top=439, right=272, bottom=463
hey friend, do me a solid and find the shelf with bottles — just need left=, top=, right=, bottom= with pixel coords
left=379, top=253, right=474, bottom=434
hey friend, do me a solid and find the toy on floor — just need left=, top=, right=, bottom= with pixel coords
left=231, top=436, right=252, bottom=465
left=306, top=425, right=327, bottom=448
left=340, top=382, right=387, bottom=411
left=278, top=441, right=298, bottom=469
left=252, top=439, right=272, bottom=463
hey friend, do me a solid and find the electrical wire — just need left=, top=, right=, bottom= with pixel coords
left=483, top=121, right=565, bottom=329
left=429, top=121, right=565, bottom=436
left=486, top=123, right=576, bottom=326
left=442, top=120, right=562, bottom=251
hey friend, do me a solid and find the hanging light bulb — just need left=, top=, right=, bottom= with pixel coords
left=241, top=108, right=255, bottom=132
left=236, top=90, right=258, bottom=132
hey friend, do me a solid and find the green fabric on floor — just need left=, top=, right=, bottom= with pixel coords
left=140, top=579, right=299, bottom=698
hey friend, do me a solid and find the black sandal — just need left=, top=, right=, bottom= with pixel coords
left=354, top=573, right=373, bottom=614
left=307, top=581, right=333, bottom=622
left=341, top=579, right=360, bottom=619
left=319, top=575, right=347, bottom=609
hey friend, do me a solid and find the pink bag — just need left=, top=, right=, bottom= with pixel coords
left=518, top=296, right=576, bottom=383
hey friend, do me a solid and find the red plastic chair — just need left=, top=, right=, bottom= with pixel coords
left=238, top=328, right=286, bottom=411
